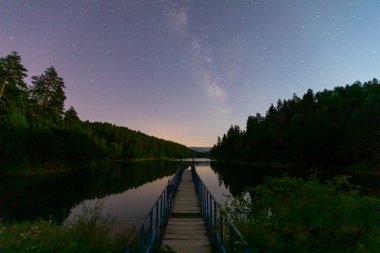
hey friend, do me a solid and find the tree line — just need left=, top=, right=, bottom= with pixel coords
left=211, top=79, right=380, bottom=170
left=0, top=51, right=191, bottom=172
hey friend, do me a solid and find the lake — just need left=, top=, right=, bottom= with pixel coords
left=1, top=159, right=378, bottom=232
left=1, top=159, right=233, bottom=232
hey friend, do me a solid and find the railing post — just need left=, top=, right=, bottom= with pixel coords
left=155, top=202, right=159, bottom=233
left=166, top=189, right=169, bottom=222
left=214, top=201, right=217, bottom=246
left=159, top=195, right=163, bottom=237
left=209, top=194, right=212, bottom=241
left=149, top=210, right=153, bottom=244
left=163, top=189, right=167, bottom=224
left=199, top=185, right=205, bottom=214
left=168, top=188, right=173, bottom=213
left=205, top=187, right=208, bottom=220
left=206, top=191, right=209, bottom=227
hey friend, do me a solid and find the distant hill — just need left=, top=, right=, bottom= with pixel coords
left=189, top=147, right=211, bottom=153
left=189, top=147, right=211, bottom=158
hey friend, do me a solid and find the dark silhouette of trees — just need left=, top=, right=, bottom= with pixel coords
left=0, top=51, right=191, bottom=173
left=64, top=106, right=81, bottom=127
left=0, top=51, right=28, bottom=125
left=29, top=66, right=66, bottom=127
left=211, top=79, right=380, bottom=170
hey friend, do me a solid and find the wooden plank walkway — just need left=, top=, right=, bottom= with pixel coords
left=162, top=169, right=211, bottom=253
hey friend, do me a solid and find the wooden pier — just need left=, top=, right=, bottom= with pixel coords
left=125, top=166, right=249, bottom=253
left=162, top=169, right=211, bottom=253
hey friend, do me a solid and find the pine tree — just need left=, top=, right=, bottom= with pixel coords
left=30, top=66, right=66, bottom=127
left=64, top=106, right=81, bottom=127
left=0, top=51, right=28, bottom=124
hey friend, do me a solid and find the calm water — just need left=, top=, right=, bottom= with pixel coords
left=1, top=160, right=179, bottom=224
left=1, top=159, right=378, bottom=231
left=66, top=160, right=234, bottom=231
left=0, top=159, right=234, bottom=232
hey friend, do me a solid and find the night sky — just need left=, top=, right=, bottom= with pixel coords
left=1, top=1, right=379, bottom=146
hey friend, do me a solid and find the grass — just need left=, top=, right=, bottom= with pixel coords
left=224, top=176, right=380, bottom=253
left=0, top=201, right=131, bottom=253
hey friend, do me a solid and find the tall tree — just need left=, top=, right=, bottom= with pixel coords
left=30, top=66, right=66, bottom=127
left=0, top=51, right=28, bottom=124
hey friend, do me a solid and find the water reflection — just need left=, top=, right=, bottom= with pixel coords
left=195, top=161, right=231, bottom=205
left=208, top=161, right=380, bottom=199
left=4, top=159, right=375, bottom=230
left=209, top=162, right=310, bottom=196
left=191, top=161, right=302, bottom=205
left=0, top=160, right=181, bottom=223
left=68, top=159, right=237, bottom=231
left=67, top=174, right=173, bottom=231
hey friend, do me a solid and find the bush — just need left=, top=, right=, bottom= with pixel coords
left=225, top=176, right=380, bottom=253
left=0, top=201, right=130, bottom=253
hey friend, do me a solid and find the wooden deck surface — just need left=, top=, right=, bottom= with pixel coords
left=162, top=169, right=211, bottom=253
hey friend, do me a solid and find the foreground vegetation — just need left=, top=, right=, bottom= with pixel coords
left=211, top=79, right=380, bottom=173
left=0, top=51, right=191, bottom=174
left=225, top=176, right=380, bottom=253
left=0, top=202, right=130, bottom=253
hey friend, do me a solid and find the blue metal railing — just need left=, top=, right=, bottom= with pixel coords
left=125, top=166, right=184, bottom=253
left=191, top=165, right=250, bottom=253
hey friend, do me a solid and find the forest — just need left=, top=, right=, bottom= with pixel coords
left=0, top=51, right=191, bottom=174
left=211, top=79, right=380, bottom=172
left=211, top=80, right=380, bottom=252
